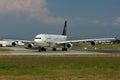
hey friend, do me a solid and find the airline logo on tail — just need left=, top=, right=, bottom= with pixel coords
left=62, top=20, right=67, bottom=35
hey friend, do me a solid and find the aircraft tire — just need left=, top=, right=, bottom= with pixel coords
left=52, top=48, right=56, bottom=51
left=38, top=47, right=41, bottom=52
left=41, top=47, right=46, bottom=51
left=62, top=48, right=67, bottom=51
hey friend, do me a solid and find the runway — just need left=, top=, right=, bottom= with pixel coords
left=1, top=47, right=120, bottom=55
left=0, top=47, right=120, bottom=55
left=10, top=51, right=105, bottom=55
left=94, top=50, right=120, bottom=54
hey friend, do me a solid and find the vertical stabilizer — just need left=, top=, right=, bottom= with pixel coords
left=62, top=20, right=67, bottom=35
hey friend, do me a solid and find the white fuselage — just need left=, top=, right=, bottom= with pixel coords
left=34, top=34, right=67, bottom=47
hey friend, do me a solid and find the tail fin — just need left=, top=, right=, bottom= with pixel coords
left=62, top=20, right=67, bottom=35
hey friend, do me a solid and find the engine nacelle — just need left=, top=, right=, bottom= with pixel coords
left=28, top=43, right=34, bottom=48
left=90, top=41, right=96, bottom=46
left=66, top=43, right=73, bottom=48
left=17, top=41, right=24, bottom=46
left=12, top=42, right=17, bottom=46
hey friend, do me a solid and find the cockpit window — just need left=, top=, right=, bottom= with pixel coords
left=35, top=37, right=41, bottom=39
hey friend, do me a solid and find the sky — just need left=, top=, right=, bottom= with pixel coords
left=0, top=0, right=120, bottom=40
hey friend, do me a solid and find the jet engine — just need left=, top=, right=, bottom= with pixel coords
left=28, top=43, right=34, bottom=48
left=12, top=42, right=17, bottom=46
left=66, top=43, right=73, bottom=48
left=90, top=41, right=96, bottom=46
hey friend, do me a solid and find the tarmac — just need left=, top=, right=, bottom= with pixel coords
left=1, top=47, right=120, bottom=55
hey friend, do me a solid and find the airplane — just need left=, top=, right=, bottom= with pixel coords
left=0, top=38, right=33, bottom=47
left=33, top=20, right=115, bottom=52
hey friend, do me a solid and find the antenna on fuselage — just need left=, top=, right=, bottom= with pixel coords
left=62, top=20, right=67, bottom=35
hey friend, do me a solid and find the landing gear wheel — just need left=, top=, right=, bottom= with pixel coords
left=52, top=48, right=56, bottom=51
left=62, top=48, right=67, bottom=51
left=38, top=47, right=46, bottom=52
left=41, top=47, right=46, bottom=51
left=38, top=47, right=41, bottom=52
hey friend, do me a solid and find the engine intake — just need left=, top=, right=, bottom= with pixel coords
left=28, top=43, right=34, bottom=48
left=91, top=41, right=96, bottom=46
left=66, top=43, right=73, bottom=48
left=12, top=42, right=17, bottom=46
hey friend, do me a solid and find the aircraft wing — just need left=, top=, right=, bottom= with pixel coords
left=4, top=39, right=34, bottom=43
left=56, top=38, right=115, bottom=44
left=16, top=40, right=34, bottom=43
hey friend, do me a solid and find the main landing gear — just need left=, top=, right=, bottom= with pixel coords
left=62, top=48, right=67, bottom=51
left=62, top=44, right=68, bottom=51
left=38, top=47, right=46, bottom=52
left=38, top=47, right=68, bottom=52
left=52, top=48, right=56, bottom=51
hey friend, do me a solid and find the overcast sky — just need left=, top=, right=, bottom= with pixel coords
left=0, top=0, right=120, bottom=40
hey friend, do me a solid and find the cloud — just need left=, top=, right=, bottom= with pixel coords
left=0, top=0, right=65, bottom=24
left=113, top=17, right=120, bottom=26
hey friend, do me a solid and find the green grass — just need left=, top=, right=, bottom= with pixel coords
left=0, top=55, right=119, bottom=80
left=72, top=43, right=120, bottom=50
left=0, top=48, right=13, bottom=52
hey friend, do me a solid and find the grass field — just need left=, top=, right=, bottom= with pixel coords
left=0, top=55, right=120, bottom=80
left=0, top=47, right=13, bottom=52
left=72, top=43, right=120, bottom=50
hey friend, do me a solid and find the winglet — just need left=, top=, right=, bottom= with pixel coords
left=62, top=20, right=67, bottom=35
